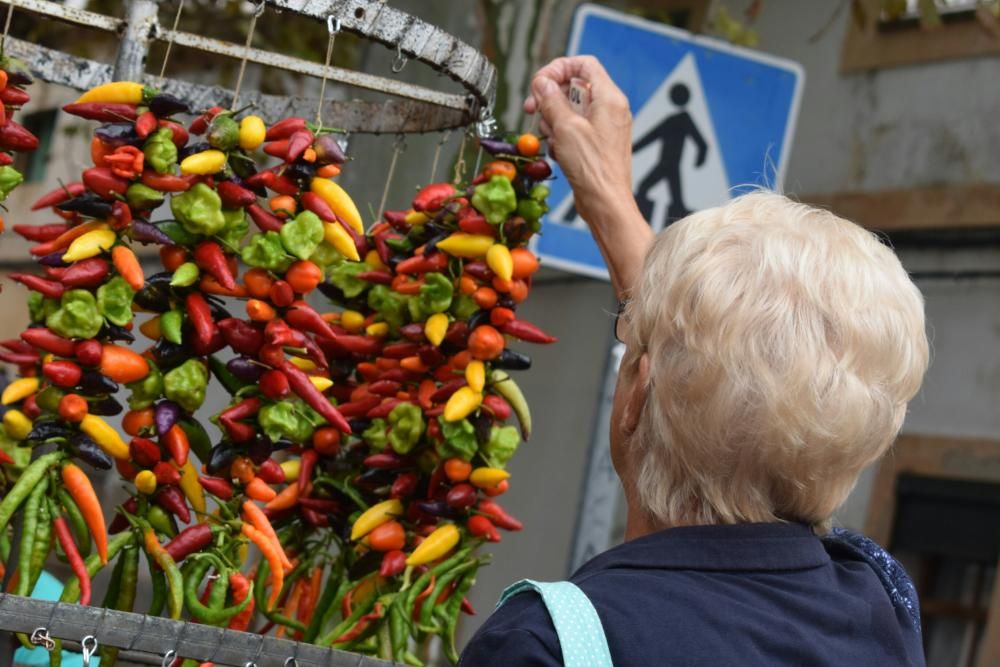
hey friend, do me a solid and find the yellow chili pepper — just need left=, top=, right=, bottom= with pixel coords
left=404, top=210, right=429, bottom=226
left=424, top=312, right=449, bottom=347
left=351, top=499, right=403, bottom=541
left=324, top=222, right=361, bottom=261
left=311, top=177, right=363, bottom=234
left=77, top=81, right=145, bottom=104
left=490, top=369, right=532, bottom=439
left=435, top=233, right=494, bottom=258
left=469, top=467, right=510, bottom=489
left=2, top=409, right=32, bottom=440
left=465, top=360, right=486, bottom=393
left=178, top=460, right=207, bottom=520
left=138, top=315, right=162, bottom=340
left=309, top=376, right=333, bottom=392
left=135, top=470, right=157, bottom=495
left=280, top=459, right=300, bottom=483
left=62, top=229, right=116, bottom=262
left=79, top=414, right=129, bottom=460
left=486, top=244, right=514, bottom=281
left=406, top=523, right=460, bottom=566
left=289, top=357, right=317, bottom=371
left=364, top=250, right=387, bottom=271
left=238, top=115, right=267, bottom=151
left=341, top=310, right=365, bottom=333
left=443, top=386, right=482, bottom=422
left=366, top=322, right=389, bottom=338
left=1, top=377, right=38, bottom=405
left=180, top=149, right=226, bottom=175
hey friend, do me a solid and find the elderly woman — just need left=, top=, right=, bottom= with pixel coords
left=459, top=57, right=929, bottom=666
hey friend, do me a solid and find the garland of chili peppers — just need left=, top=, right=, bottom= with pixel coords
left=0, top=78, right=554, bottom=666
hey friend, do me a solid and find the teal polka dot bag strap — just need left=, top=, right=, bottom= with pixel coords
left=498, top=579, right=614, bottom=666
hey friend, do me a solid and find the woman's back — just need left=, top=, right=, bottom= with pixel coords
left=461, top=523, right=924, bottom=666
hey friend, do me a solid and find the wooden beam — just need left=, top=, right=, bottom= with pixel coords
left=800, top=184, right=1000, bottom=231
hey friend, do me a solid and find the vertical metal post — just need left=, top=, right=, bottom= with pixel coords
left=112, top=0, right=159, bottom=82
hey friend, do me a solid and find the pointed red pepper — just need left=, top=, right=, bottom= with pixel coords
left=31, top=183, right=86, bottom=211
left=8, top=273, right=65, bottom=299
left=193, top=240, right=236, bottom=290
left=20, top=328, right=77, bottom=357
left=281, top=361, right=351, bottom=433
left=247, top=203, right=284, bottom=232
left=13, top=223, right=67, bottom=242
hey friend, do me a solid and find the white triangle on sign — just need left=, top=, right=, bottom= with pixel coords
left=550, top=52, right=730, bottom=233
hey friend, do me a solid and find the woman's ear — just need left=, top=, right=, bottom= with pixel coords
left=622, top=352, right=650, bottom=436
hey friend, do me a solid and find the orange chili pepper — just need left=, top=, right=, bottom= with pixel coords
left=243, top=500, right=293, bottom=569
left=245, top=476, right=278, bottom=503
left=242, top=524, right=284, bottom=609
left=62, top=462, right=109, bottom=564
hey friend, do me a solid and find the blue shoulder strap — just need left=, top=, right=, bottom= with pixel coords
left=498, top=579, right=614, bottom=667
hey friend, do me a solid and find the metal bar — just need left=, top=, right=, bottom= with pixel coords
left=0, top=594, right=392, bottom=667
left=6, top=0, right=121, bottom=32
left=113, top=0, right=159, bottom=82
left=161, top=27, right=469, bottom=110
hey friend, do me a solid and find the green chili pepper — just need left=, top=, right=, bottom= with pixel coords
left=171, top=182, right=226, bottom=236
left=450, top=292, right=478, bottom=320
left=96, top=275, right=136, bottom=327
left=146, top=549, right=167, bottom=616
left=207, top=113, right=240, bottom=151
left=437, top=419, right=477, bottom=462
left=415, top=272, right=454, bottom=317
left=516, top=197, right=547, bottom=224
left=143, top=127, right=178, bottom=174
left=100, top=548, right=126, bottom=609
left=317, top=586, right=378, bottom=647
left=99, top=542, right=139, bottom=667
left=482, top=425, right=520, bottom=468
left=35, top=385, right=65, bottom=413
left=208, top=354, right=249, bottom=396
left=163, top=358, right=208, bottom=412
left=0, top=450, right=65, bottom=535
left=142, top=526, right=183, bottom=619
left=158, top=220, right=201, bottom=246
left=384, top=236, right=413, bottom=253
left=59, top=530, right=135, bottom=603
left=27, top=292, right=45, bottom=323
left=148, top=504, right=177, bottom=538
left=15, top=475, right=48, bottom=596
left=241, top=231, right=292, bottom=272
left=309, top=241, right=342, bottom=272
left=57, top=487, right=91, bottom=558
left=258, top=399, right=319, bottom=444
left=253, top=556, right=307, bottom=632
left=388, top=403, right=424, bottom=455
left=472, top=175, right=517, bottom=225
left=0, top=165, right=24, bottom=201
left=302, top=562, right=344, bottom=643
left=329, top=260, right=371, bottom=298
left=367, top=285, right=411, bottom=332
left=390, top=597, right=409, bottom=663
left=178, top=416, right=213, bottom=463
left=169, top=261, right=200, bottom=287
left=205, top=566, right=231, bottom=625
left=441, top=567, right=478, bottom=663
left=529, top=183, right=550, bottom=201
left=125, top=182, right=165, bottom=211
left=280, top=210, right=325, bottom=260
left=46, top=289, right=103, bottom=340
left=419, top=557, right=477, bottom=629
left=160, top=309, right=184, bottom=345
left=126, top=359, right=162, bottom=410
left=363, top=418, right=389, bottom=452
left=216, top=208, right=249, bottom=249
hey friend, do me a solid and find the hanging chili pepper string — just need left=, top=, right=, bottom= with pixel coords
left=1, top=1, right=15, bottom=53
left=231, top=0, right=266, bottom=111
left=452, top=130, right=467, bottom=185
left=157, top=0, right=186, bottom=83
left=376, top=134, right=405, bottom=223
left=429, top=129, right=451, bottom=184
left=315, top=15, right=341, bottom=128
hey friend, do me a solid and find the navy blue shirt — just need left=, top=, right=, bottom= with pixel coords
left=461, top=523, right=924, bottom=666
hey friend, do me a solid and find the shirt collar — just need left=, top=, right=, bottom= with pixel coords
left=573, top=522, right=831, bottom=577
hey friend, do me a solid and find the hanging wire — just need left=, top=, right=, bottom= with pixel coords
left=315, top=15, right=341, bottom=127
left=157, top=0, right=186, bottom=84
left=429, top=129, right=451, bottom=183
left=231, top=0, right=266, bottom=111
left=452, top=131, right=468, bottom=185
left=377, top=134, right=406, bottom=223
left=0, top=0, right=15, bottom=53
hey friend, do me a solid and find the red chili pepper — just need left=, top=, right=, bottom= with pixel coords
left=368, top=380, right=401, bottom=397
left=219, top=397, right=261, bottom=443
left=53, top=515, right=91, bottom=605
left=446, top=483, right=478, bottom=509
left=8, top=272, right=66, bottom=299
left=0, top=86, right=30, bottom=105
left=0, top=151, right=10, bottom=165
left=141, top=170, right=193, bottom=193
left=500, top=319, right=557, bottom=344
left=461, top=597, right=476, bottom=615
left=74, top=340, right=102, bottom=367
left=390, top=471, right=419, bottom=499
left=426, top=463, right=447, bottom=500
left=247, top=203, right=284, bottom=232
left=61, top=257, right=111, bottom=289
left=395, top=252, right=449, bottom=275
left=13, top=223, right=67, bottom=241
left=319, top=335, right=383, bottom=357
left=20, top=328, right=77, bottom=357
left=111, top=200, right=132, bottom=230
left=463, top=261, right=494, bottom=282
left=153, top=461, right=182, bottom=485
left=217, top=318, right=264, bottom=356
left=129, top=437, right=162, bottom=467
left=0, top=339, right=34, bottom=355
left=227, top=572, right=255, bottom=631
left=285, top=130, right=315, bottom=162
left=334, top=602, right=385, bottom=644
left=0, top=120, right=39, bottom=151
left=193, top=240, right=236, bottom=290
left=108, top=496, right=139, bottom=534
left=430, top=379, right=466, bottom=403
left=259, top=369, right=290, bottom=400
left=0, top=449, right=14, bottom=466
left=189, top=106, right=223, bottom=135
left=381, top=342, right=420, bottom=360
left=299, top=191, right=336, bottom=221
left=412, top=182, right=457, bottom=212
left=363, top=452, right=409, bottom=469
left=379, top=550, right=407, bottom=577
left=244, top=169, right=276, bottom=190
left=185, top=292, right=217, bottom=352
left=135, top=110, right=158, bottom=138
left=298, top=448, right=319, bottom=496
left=162, top=424, right=190, bottom=467
left=31, top=183, right=86, bottom=211
left=357, top=270, right=392, bottom=285
left=217, top=180, right=256, bottom=208
left=367, top=399, right=403, bottom=419
left=264, top=318, right=307, bottom=348
left=43, top=360, right=82, bottom=388
left=163, top=523, right=214, bottom=563
left=411, top=577, right=436, bottom=621
left=62, top=102, right=139, bottom=122
left=82, top=167, right=129, bottom=199
left=482, top=394, right=512, bottom=420
left=155, top=485, right=191, bottom=523
left=457, top=210, right=495, bottom=236
left=382, top=210, right=409, bottom=231
left=297, top=497, right=341, bottom=513
left=336, top=396, right=382, bottom=418
left=0, top=350, right=39, bottom=365
left=158, top=119, right=189, bottom=147
left=265, top=116, right=307, bottom=141
left=478, top=500, right=523, bottom=531
left=284, top=301, right=339, bottom=340
left=263, top=139, right=289, bottom=159
left=269, top=173, right=300, bottom=197
left=198, top=475, right=234, bottom=501
left=257, top=458, right=285, bottom=484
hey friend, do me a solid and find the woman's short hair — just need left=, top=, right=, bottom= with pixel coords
left=624, top=192, right=929, bottom=529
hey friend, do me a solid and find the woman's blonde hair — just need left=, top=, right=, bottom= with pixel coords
left=624, top=192, right=928, bottom=530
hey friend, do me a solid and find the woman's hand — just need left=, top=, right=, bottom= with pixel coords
left=525, top=56, right=654, bottom=299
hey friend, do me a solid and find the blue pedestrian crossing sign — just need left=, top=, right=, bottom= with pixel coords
left=535, top=4, right=804, bottom=280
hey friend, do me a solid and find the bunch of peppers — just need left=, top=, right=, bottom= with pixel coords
left=0, top=56, right=41, bottom=233
left=0, top=78, right=552, bottom=667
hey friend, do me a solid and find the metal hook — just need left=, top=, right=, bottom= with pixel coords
left=285, top=658, right=300, bottom=667
left=253, top=0, right=266, bottom=18
left=327, top=15, right=341, bottom=34
left=392, top=43, right=408, bottom=73
left=161, top=649, right=177, bottom=667
left=80, top=635, right=98, bottom=667
left=29, top=627, right=55, bottom=651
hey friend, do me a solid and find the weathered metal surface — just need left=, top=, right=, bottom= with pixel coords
left=0, top=593, right=393, bottom=667
left=5, top=0, right=121, bottom=32
left=112, top=0, right=158, bottom=82
left=4, top=37, right=470, bottom=133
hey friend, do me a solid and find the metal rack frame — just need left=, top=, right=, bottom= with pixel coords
left=3, top=0, right=497, bottom=133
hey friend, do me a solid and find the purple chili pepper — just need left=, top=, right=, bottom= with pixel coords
left=154, top=400, right=182, bottom=436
